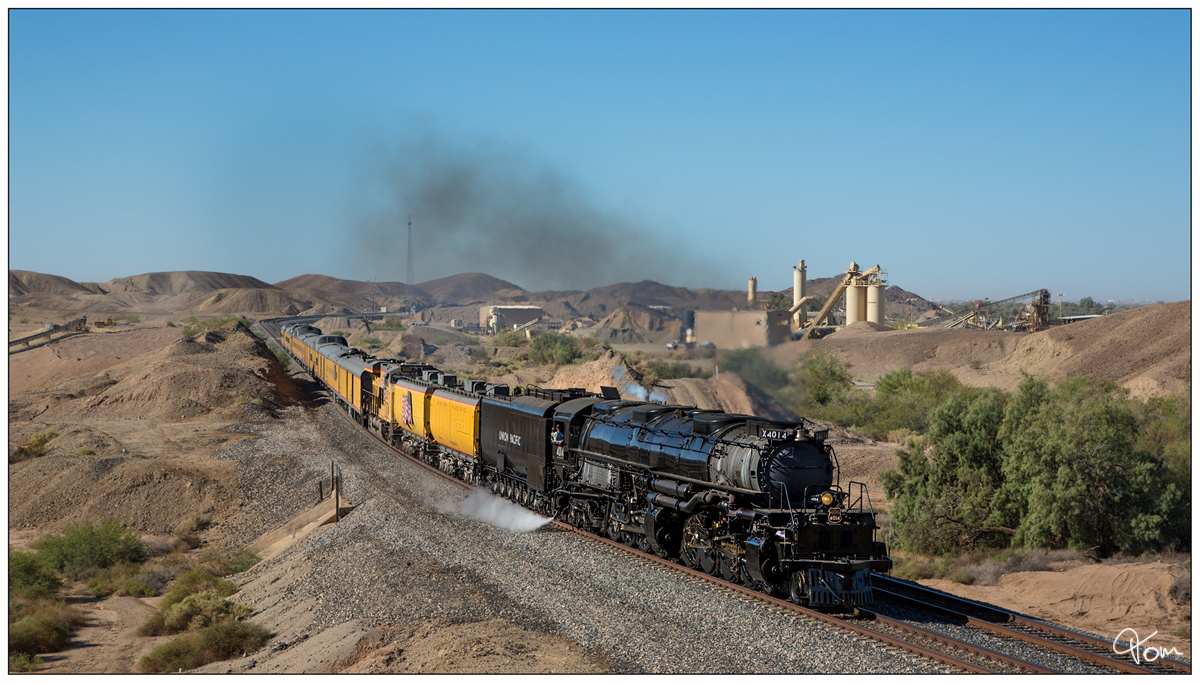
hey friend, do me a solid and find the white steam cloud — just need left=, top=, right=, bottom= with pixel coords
left=438, top=487, right=553, bottom=533
left=611, top=366, right=668, bottom=404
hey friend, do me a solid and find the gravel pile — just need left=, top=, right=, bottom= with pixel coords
left=199, top=371, right=952, bottom=673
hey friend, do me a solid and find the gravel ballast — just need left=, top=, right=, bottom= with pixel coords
left=198, top=373, right=951, bottom=674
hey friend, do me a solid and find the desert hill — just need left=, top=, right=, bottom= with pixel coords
left=13, top=268, right=934, bottom=323
left=102, top=271, right=275, bottom=297
left=416, top=272, right=527, bottom=304
left=9, top=270, right=96, bottom=297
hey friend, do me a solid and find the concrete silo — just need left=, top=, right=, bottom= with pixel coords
left=867, top=283, right=886, bottom=325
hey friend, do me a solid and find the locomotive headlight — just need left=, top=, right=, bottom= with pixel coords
left=819, top=491, right=835, bottom=507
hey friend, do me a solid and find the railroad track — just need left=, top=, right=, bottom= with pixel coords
left=258, top=319, right=1189, bottom=674
left=871, top=573, right=1191, bottom=675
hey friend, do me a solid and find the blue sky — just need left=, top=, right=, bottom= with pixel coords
left=8, top=9, right=1191, bottom=301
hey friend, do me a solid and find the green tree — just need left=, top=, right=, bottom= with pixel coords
left=883, top=373, right=1189, bottom=557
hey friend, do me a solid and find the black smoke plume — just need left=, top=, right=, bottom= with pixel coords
left=350, top=130, right=730, bottom=292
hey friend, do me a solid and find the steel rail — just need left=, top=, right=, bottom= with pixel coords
left=261, top=327, right=993, bottom=674
left=873, top=575, right=1189, bottom=674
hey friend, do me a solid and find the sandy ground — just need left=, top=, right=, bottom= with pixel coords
left=7, top=316, right=1191, bottom=672
left=8, top=326, right=182, bottom=396
left=927, top=559, right=1191, bottom=659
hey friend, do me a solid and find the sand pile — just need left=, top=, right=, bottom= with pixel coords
left=999, top=300, right=1190, bottom=397
left=387, top=335, right=436, bottom=360
left=548, top=350, right=641, bottom=395
left=593, top=306, right=680, bottom=332
left=547, top=351, right=798, bottom=422
left=659, top=374, right=798, bottom=423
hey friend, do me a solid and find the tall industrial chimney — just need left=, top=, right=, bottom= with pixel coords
left=748, top=276, right=757, bottom=307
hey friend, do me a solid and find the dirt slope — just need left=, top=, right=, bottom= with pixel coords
left=8, top=322, right=301, bottom=535
left=764, top=300, right=1190, bottom=398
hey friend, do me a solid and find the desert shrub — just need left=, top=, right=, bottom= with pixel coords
left=198, top=542, right=259, bottom=576
left=272, top=347, right=290, bottom=370
left=491, top=330, right=528, bottom=347
left=125, top=314, right=140, bottom=324
left=137, top=566, right=177, bottom=594
left=181, top=315, right=251, bottom=337
left=22, top=430, right=59, bottom=458
left=468, top=346, right=491, bottom=362
left=9, top=652, right=43, bottom=672
left=34, top=519, right=146, bottom=579
left=85, top=562, right=142, bottom=598
left=175, top=515, right=210, bottom=537
left=374, top=315, right=405, bottom=331
left=890, top=555, right=954, bottom=581
left=160, top=568, right=238, bottom=613
left=75, top=448, right=96, bottom=455
left=9, top=615, right=72, bottom=655
left=162, top=590, right=252, bottom=634
left=137, top=611, right=168, bottom=637
left=957, top=548, right=1082, bottom=586
left=528, top=332, right=579, bottom=365
left=118, top=579, right=156, bottom=597
left=9, top=551, right=59, bottom=595
left=137, top=619, right=270, bottom=673
left=948, top=569, right=976, bottom=585
left=19, top=317, right=29, bottom=324
left=358, top=336, right=384, bottom=349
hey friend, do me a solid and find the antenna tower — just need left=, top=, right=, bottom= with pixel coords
left=406, top=216, right=415, bottom=314
left=406, top=216, right=414, bottom=290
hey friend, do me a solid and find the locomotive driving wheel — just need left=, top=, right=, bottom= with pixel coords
left=719, top=552, right=742, bottom=584
left=788, top=570, right=809, bottom=605
left=699, top=547, right=720, bottom=576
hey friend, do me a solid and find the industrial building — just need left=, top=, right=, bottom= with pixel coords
left=689, top=260, right=889, bottom=349
left=480, top=305, right=544, bottom=335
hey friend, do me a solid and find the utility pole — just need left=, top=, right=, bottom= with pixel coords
left=1058, top=293, right=1063, bottom=320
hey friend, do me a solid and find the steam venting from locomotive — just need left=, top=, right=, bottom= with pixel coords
left=351, top=129, right=731, bottom=291
left=441, top=487, right=552, bottom=533
left=611, top=366, right=668, bottom=404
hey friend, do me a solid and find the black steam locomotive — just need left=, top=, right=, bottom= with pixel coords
left=279, top=322, right=889, bottom=607
left=481, top=386, right=890, bottom=607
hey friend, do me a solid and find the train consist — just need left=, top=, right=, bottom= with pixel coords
left=280, top=322, right=891, bottom=607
